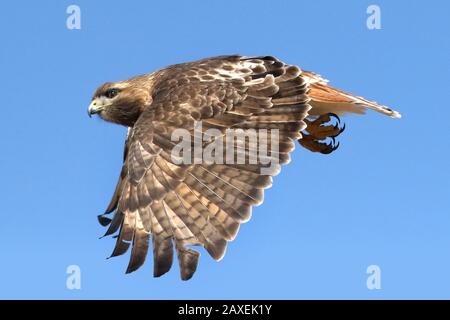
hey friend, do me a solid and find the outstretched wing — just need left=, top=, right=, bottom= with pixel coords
left=99, top=55, right=311, bottom=280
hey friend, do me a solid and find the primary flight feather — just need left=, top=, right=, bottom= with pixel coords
left=88, top=55, right=400, bottom=280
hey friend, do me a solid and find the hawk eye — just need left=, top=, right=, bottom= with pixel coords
left=105, top=88, right=119, bottom=99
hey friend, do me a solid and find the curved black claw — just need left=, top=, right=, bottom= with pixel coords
left=329, top=113, right=340, bottom=121
left=320, top=137, right=340, bottom=154
left=330, top=122, right=346, bottom=138
left=298, top=134, right=340, bottom=155
left=328, top=113, right=341, bottom=124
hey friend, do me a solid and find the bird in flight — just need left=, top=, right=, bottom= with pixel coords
left=88, top=55, right=400, bottom=280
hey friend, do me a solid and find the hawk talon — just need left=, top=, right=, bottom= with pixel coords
left=303, top=113, right=346, bottom=143
left=329, top=122, right=345, bottom=138
left=328, top=113, right=341, bottom=125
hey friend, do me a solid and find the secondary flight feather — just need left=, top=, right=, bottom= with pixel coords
left=88, top=55, right=400, bottom=280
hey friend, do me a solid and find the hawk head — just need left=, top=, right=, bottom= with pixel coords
left=88, top=80, right=151, bottom=127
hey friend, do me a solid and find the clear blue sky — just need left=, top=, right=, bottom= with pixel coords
left=0, top=0, right=449, bottom=299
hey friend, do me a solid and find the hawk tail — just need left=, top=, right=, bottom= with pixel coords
left=303, top=71, right=401, bottom=119
left=298, top=71, right=401, bottom=154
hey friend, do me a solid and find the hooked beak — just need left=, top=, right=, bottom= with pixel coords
left=88, top=98, right=110, bottom=117
left=88, top=97, right=112, bottom=118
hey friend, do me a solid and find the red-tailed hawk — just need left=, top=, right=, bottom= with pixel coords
left=88, top=55, right=400, bottom=280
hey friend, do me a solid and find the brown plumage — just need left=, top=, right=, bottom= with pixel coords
left=88, top=55, right=400, bottom=280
